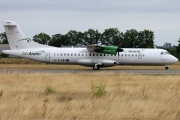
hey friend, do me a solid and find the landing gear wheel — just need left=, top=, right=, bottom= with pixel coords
left=93, top=65, right=100, bottom=70
left=165, top=66, right=169, bottom=70
left=165, top=65, right=169, bottom=70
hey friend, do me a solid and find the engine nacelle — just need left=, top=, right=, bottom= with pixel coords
left=94, top=46, right=118, bottom=55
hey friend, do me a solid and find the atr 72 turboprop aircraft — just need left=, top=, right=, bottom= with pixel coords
left=1, top=21, right=178, bottom=70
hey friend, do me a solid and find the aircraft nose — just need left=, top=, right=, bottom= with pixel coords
left=172, top=56, right=178, bottom=63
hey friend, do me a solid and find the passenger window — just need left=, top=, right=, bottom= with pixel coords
left=89, top=54, right=91, bottom=56
left=64, top=53, right=66, bottom=56
left=96, top=54, right=98, bottom=56
left=74, top=54, right=76, bottom=56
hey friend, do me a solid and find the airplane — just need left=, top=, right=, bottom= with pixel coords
left=1, top=21, right=178, bottom=70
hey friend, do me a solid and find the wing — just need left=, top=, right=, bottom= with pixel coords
left=87, top=44, right=104, bottom=52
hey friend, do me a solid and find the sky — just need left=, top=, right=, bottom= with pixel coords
left=0, top=0, right=180, bottom=46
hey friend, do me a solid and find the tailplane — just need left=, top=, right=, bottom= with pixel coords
left=3, top=21, right=54, bottom=50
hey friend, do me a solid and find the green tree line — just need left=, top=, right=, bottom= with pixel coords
left=0, top=28, right=179, bottom=59
left=34, top=28, right=155, bottom=48
left=0, top=28, right=155, bottom=48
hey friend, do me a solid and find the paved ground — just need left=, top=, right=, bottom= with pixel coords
left=0, top=69, right=180, bottom=74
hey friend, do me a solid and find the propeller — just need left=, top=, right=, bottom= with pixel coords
left=116, top=43, right=123, bottom=63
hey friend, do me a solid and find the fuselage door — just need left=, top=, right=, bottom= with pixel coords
left=45, top=53, right=50, bottom=62
left=138, top=53, right=142, bottom=59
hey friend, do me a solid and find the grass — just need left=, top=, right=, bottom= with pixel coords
left=45, top=85, right=55, bottom=95
left=0, top=58, right=43, bottom=64
left=0, top=72, right=180, bottom=119
left=91, top=80, right=106, bottom=97
left=0, top=58, right=180, bottom=119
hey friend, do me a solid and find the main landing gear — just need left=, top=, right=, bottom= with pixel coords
left=165, top=65, right=169, bottom=70
left=93, top=64, right=101, bottom=70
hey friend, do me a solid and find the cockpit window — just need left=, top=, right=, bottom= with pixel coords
left=165, top=52, right=170, bottom=54
left=160, top=51, right=170, bottom=55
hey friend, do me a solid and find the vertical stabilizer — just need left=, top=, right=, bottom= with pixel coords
left=3, top=21, right=54, bottom=50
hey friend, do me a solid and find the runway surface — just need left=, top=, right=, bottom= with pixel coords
left=0, top=69, right=180, bottom=74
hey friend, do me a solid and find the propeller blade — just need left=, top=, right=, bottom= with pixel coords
left=117, top=45, right=123, bottom=64
left=118, top=51, right=119, bottom=63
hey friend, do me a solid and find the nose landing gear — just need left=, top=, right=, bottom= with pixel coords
left=165, top=65, right=169, bottom=70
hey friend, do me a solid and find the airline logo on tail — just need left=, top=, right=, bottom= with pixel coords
left=19, top=38, right=32, bottom=43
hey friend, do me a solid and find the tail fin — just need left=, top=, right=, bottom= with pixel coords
left=3, top=21, right=53, bottom=50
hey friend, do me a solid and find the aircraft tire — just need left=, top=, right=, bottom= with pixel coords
left=165, top=66, right=169, bottom=70
left=93, top=65, right=100, bottom=70
left=165, top=65, right=169, bottom=70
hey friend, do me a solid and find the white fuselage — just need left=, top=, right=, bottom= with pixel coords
left=2, top=21, right=178, bottom=70
left=2, top=47, right=178, bottom=67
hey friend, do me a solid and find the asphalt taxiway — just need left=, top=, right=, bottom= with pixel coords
left=0, top=69, right=180, bottom=74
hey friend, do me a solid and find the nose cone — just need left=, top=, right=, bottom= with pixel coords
left=172, top=56, right=178, bottom=63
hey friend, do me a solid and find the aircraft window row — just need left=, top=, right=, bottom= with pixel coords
left=121, top=54, right=145, bottom=57
left=54, top=53, right=117, bottom=57
left=54, top=53, right=111, bottom=57
left=53, top=53, right=144, bottom=57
